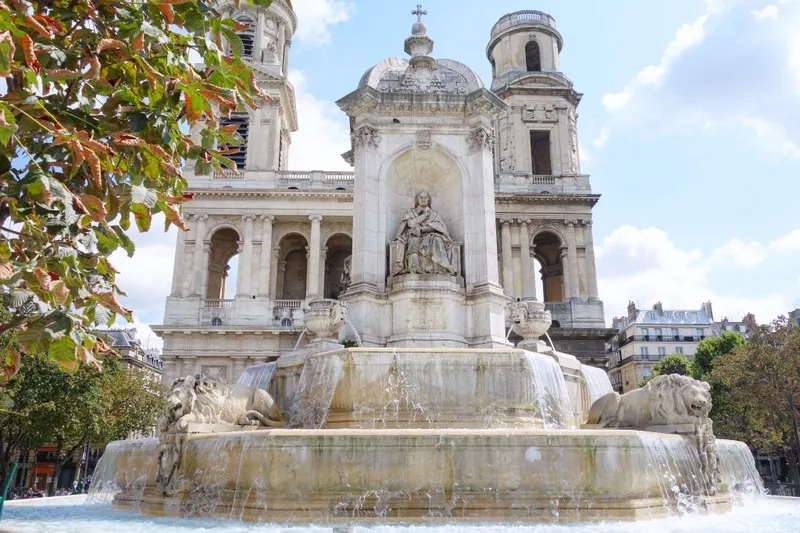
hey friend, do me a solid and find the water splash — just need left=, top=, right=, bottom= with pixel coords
left=292, top=328, right=308, bottom=352
left=580, top=364, right=613, bottom=405
left=286, top=354, right=344, bottom=428
left=522, top=352, right=573, bottom=429
left=343, top=319, right=362, bottom=346
left=86, top=438, right=159, bottom=507
left=235, top=363, right=276, bottom=390
left=716, top=439, right=765, bottom=495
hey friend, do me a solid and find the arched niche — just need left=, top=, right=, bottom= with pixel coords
left=277, top=233, right=308, bottom=300
left=324, top=233, right=352, bottom=299
left=207, top=227, right=240, bottom=300
left=532, top=230, right=564, bottom=302
left=385, top=147, right=464, bottom=245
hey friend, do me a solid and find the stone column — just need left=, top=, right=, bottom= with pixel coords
left=191, top=214, right=208, bottom=295
left=161, top=357, right=177, bottom=384
left=237, top=215, right=255, bottom=297
left=232, top=357, right=248, bottom=384
left=199, top=242, right=211, bottom=300
left=565, top=220, right=580, bottom=298
left=500, top=220, right=514, bottom=296
left=258, top=215, right=274, bottom=297
left=170, top=219, right=187, bottom=297
left=518, top=219, right=537, bottom=300
left=583, top=220, right=599, bottom=298
left=270, top=245, right=281, bottom=299
left=307, top=215, right=322, bottom=298
left=559, top=246, right=572, bottom=301
left=319, top=246, right=328, bottom=299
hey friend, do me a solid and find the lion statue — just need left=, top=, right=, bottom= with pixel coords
left=586, top=374, right=712, bottom=429
left=156, top=374, right=283, bottom=495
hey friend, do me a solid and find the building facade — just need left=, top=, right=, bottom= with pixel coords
left=154, top=5, right=614, bottom=384
left=607, top=301, right=715, bottom=393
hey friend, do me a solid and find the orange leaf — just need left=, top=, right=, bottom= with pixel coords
left=1, top=345, right=21, bottom=385
left=51, top=280, right=69, bottom=305
left=95, top=291, right=131, bottom=317
left=157, top=3, right=175, bottom=24
left=18, top=34, right=39, bottom=74
left=220, top=123, right=241, bottom=135
left=44, top=68, right=80, bottom=80
left=95, top=336, right=112, bottom=353
left=84, top=55, right=100, bottom=79
left=34, top=267, right=52, bottom=291
left=82, top=149, right=103, bottom=188
left=79, top=346, right=102, bottom=370
left=77, top=193, right=108, bottom=221
left=32, top=14, right=65, bottom=35
left=0, top=262, right=13, bottom=279
left=96, top=38, right=125, bottom=53
left=112, top=133, right=145, bottom=147
left=69, top=140, right=85, bottom=167
left=157, top=192, right=194, bottom=204
left=184, top=92, right=201, bottom=123
left=132, top=31, right=144, bottom=52
left=163, top=202, right=189, bottom=231
left=23, top=14, right=51, bottom=38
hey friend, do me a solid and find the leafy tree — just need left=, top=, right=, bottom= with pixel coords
left=640, top=353, right=690, bottom=387
left=0, top=0, right=270, bottom=381
left=710, top=317, right=800, bottom=482
left=0, top=353, right=165, bottom=494
left=690, top=331, right=746, bottom=379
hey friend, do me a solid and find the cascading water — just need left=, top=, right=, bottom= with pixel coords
left=343, top=319, right=362, bottom=346
left=87, top=438, right=159, bottom=507
left=716, top=439, right=765, bottom=495
left=286, top=353, right=344, bottom=428
left=235, top=362, right=276, bottom=390
left=580, top=364, right=613, bottom=405
left=522, top=352, right=573, bottom=429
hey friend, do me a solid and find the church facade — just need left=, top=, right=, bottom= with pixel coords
left=153, top=3, right=615, bottom=385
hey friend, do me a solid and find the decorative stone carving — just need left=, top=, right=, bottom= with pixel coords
left=303, top=298, right=348, bottom=344
left=567, top=108, right=579, bottom=174
left=467, top=127, right=494, bottom=154
left=416, top=130, right=432, bottom=149
left=506, top=299, right=552, bottom=349
left=587, top=374, right=721, bottom=492
left=351, top=125, right=380, bottom=150
left=390, top=190, right=459, bottom=276
left=156, top=374, right=283, bottom=496
left=340, top=255, right=352, bottom=295
left=525, top=104, right=558, bottom=123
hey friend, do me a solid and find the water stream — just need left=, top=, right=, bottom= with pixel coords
left=522, top=352, right=573, bottom=429
left=343, top=319, right=362, bottom=346
left=235, top=363, right=276, bottom=390
left=579, top=364, right=613, bottom=405
left=286, top=354, right=345, bottom=428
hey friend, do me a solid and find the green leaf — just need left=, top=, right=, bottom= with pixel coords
left=47, top=336, right=78, bottom=374
left=0, top=104, right=16, bottom=147
left=130, top=203, right=152, bottom=232
left=112, top=225, right=135, bottom=257
left=220, top=27, right=244, bottom=57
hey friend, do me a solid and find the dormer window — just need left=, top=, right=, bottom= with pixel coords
left=525, top=40, right=541, bottom=72
left=234, top=15, right=256, bottom=59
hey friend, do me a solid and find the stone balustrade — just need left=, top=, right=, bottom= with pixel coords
left=196, top=170, right=355, bottom=191
left=490, top=10, right=557, bottom=37
left=179, top=297, right=310, bottom=329
left=495, top=173, right=591, bottom=195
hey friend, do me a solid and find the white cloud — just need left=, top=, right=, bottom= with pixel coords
left=293, top=0, right=354, bottom=44
left=597, top=225, right=794, bottom=324
left=709, top=238, right=765, bottom=268
left=288, top=70, right=352, bottom=170
left=596, top=0, right=800, bottom=157
left=771, top=228, right=800, bottom=252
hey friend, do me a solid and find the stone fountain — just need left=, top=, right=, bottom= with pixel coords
left=92, top=293, right=763, bottom=524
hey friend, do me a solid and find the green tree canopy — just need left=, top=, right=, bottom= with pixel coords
left=0, top=0, right=270, bottom=382
left=691, top=331, right=746, bottom=379
left=640, top=353, right=690, bottom=387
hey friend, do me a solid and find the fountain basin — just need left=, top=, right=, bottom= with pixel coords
left=103, top=428, right=740, bottom=523
left=274, top=348, right=586, bottom=429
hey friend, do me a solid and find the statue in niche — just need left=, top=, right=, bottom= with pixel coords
left=391, top=190, right=458, bottom=276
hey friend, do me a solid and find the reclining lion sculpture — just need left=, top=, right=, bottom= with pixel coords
left=156, top=374, right=283, bottom=495
left=587, top=374, right=720, bottom=493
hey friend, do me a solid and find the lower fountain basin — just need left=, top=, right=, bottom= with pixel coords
left=99, top=429, right=751, bottom=523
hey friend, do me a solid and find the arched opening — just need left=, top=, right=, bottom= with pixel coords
left=324, top=234, right=353, bottom=299
left=533, top=231, right=564, bottom=302
left=206, top=228, right=240, bottom=300
left=525, top=41, right=541, bottom=72
left=533, top=257, right=545, bottom=300
left=277, top=234, right=308, bottom=300
left=234, top=15, right=255, bottom=58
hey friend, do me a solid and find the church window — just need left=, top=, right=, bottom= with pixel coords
left=211, top=317, right=223, bottom=327
left=530, top=130, right=552, bottom=175
left=234, top=15, right=256, bottom=58
left=525, top=41, right=541, bottom=72
left=220, top=112, right=249, bottom=170
left=280, top=317, right=293, bottom=327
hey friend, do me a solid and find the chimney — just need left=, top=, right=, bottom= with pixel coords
left=652, top=302, right=663, bottom=315
left=701, top=301, right=714, bottom=321
left=627, top=301, right=637, bottom=321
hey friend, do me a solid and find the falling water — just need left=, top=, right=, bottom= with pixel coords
left=235, top=362, right=276, bottom=390
left=292, top=329, right=308, bottom=352
left=343, top=319, right=362, bottom=346
left=522, top=352, right=573, bottom=429
left=286, top=354, right=345, bottom=428
left=638, top=433, right=710, bottom=515
left=580, top=364, right=613, bottom=405
left=716, top=439, right=765, bottom=495
left=86, top=438, right=159, bottom=507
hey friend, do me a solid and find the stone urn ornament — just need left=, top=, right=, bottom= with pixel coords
left=303, top=298, right=348, bottom=345
left=506, top=299, right=552, bottom=349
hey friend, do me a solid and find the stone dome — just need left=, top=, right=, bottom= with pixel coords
left=357, top=57, right=484, bottom=95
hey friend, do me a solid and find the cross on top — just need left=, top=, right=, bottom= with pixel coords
left=412, top=4, right=427, bottom=23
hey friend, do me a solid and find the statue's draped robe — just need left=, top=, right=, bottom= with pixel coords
left=396, top=207, right=457, bottom=275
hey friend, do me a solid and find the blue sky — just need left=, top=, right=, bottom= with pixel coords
left=115, top=0, right=800, bottom=346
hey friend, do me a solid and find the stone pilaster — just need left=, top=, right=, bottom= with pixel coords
left=583, top=220, right=599, bottom=298
left=560, top=246, right=571, bottom=300
left=238, top=215, right=255, bottom=297
left=565, top=220, right=580, bottom=298
left=518, top=219, right=536, bottom=300
left=258, top=215, right=274, bottom=297
left=190, top=214, right=208, bottom=295
left=199, top=242, right=211, bottom=300
left=500, top=220, right=514, bottom=296
left=170, top=217, right=187, bottom=297
left=307, top=215, right=323, bottom=298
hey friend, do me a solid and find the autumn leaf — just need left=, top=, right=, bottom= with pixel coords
left=96, top=39, right=125, bottom=53
left=78, top=345, right=102, bottom=370
left=83, top=148, right=103, bottom=188
left=0, top=31, right=15, bottom=77
left=51, top=280, right=70, bottom=305
left=0, top=262, right=13, bottom=279
left=0, top=345, right=21, bottom=384
left=35, top=268, right=53, bottom=291
left=84, top=55, right=100, bottom=79
left=162, top=202, right=189, bottom=231
left=157, top=4, right=175, bottom=24
left=112, top=133, right=145, bottom=147
left=132, top=31, right=144, bottom=52
left=23, top=14, right=52, bottom=38
left=77, top=193, right=108, bottom=221
left=19, top=34, right=39, bottom=74
left=157, top=192, right=195, bottom=204
left=95, top=292, right=132, bottom=318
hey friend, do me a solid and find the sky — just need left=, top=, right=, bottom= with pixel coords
left=114, top=0, right=800, bottom=348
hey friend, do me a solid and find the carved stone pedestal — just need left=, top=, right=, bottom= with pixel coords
left=387, top=274, right=467, bottom=347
